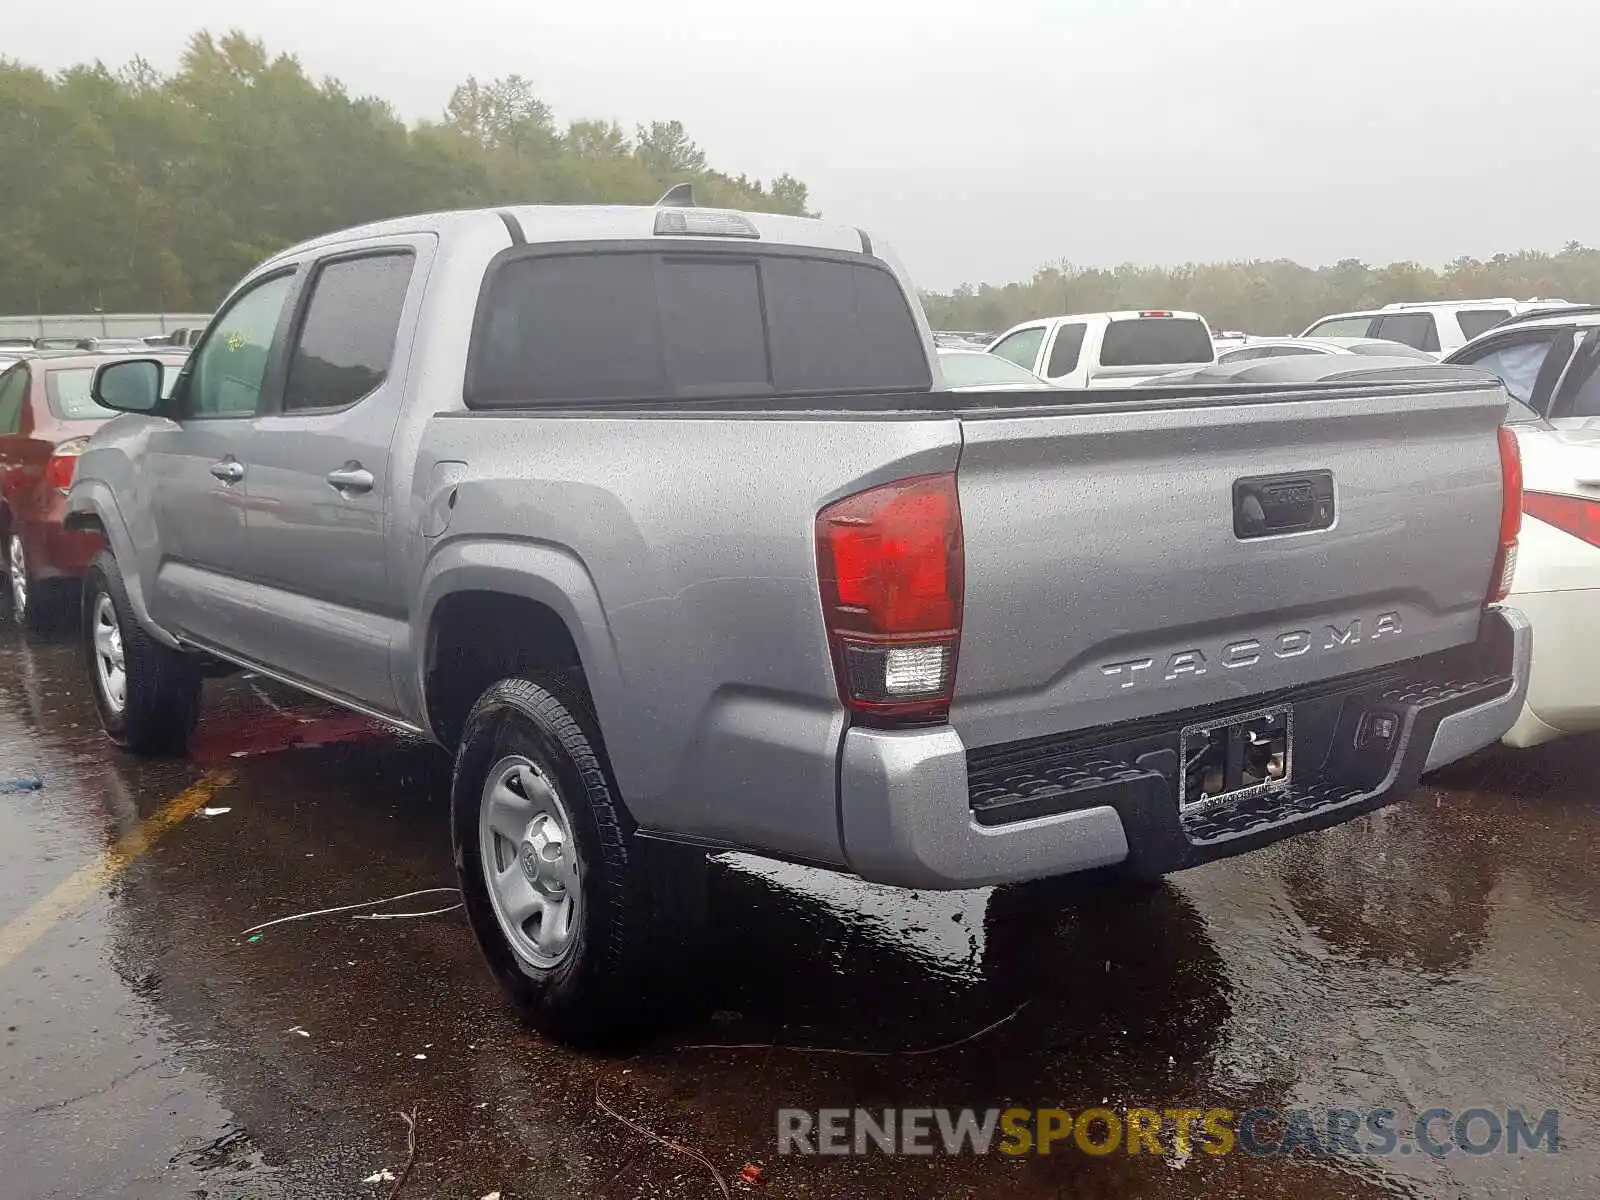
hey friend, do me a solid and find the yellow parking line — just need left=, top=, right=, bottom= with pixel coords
left=0, top=770, right=233, bottom=972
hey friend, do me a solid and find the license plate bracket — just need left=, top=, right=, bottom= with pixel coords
left=1179, top=705, right=1292, bottom=811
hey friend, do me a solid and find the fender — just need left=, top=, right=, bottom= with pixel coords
left=407, top=535, right=626, bottom=750
left=63, top=480, right=182, bottom=649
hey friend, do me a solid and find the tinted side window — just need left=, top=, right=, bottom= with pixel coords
left=1455, top=336, right=1558, bottom=407
left=1456, top=309, right=1510, bottom=340
left=1045, top=323, right=1086, bottom=377
left=187, top=273, right=295, bottom=417
left=284, top=253, right=413, bottom=412
left=0, top=367, right=28, bottom=434
left=1305, top=316, right=1374, bottom=338
left=469, top=251, right=928, bottom=405
left=989, top=327, right=1045, bottom=370
left=1556, top=334, right=1600, bottom=418
left=1373, top=312, right=1441, bottom=352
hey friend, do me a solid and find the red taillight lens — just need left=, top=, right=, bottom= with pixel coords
left=816, top=473, right=964, bottom=723
left=1488, top=425, right=1523, bottom=604
left=1524, top=491, right=1600, bottom=548
left=46, top=439, right=89, bottom=494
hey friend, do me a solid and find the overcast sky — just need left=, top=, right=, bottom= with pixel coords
left=7, top=0, right=1596, bottom=290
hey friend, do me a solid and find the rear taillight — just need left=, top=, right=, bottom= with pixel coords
left=816, top=473, right=964, bottom=724
left=1488, top=425, right=1523, bottom=604
left=46, top=438, right=90, bottom=495
left=1524, top=491, right=1600, bottom=548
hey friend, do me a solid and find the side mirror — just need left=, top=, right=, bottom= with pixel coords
left=92, top=359, right=166, bottom=414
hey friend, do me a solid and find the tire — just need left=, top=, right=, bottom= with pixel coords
left=452, top=676, right=707, bottom=1046
left=6, top=531, right=64, bottom=632
left=82, top=550, right=202, bottom=755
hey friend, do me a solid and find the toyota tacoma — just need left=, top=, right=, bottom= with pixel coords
left=67, top=194, right=1530, bottom=1042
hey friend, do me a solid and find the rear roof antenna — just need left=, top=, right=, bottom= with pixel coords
left=656, top=182, right=695, bottom=207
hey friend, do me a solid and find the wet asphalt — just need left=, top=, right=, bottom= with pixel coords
left=0, top=617, right=1596, bottom=1200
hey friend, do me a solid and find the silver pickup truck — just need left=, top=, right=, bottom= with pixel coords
left=69, top=197, right=1530, bottom=1043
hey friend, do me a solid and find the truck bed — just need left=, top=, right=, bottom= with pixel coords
left=415, top=366, right=1514, bottom=871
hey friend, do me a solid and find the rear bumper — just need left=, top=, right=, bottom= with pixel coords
left=839, top=607, right=1529, bottom=889
left=16, top=499, right=105, bottom=581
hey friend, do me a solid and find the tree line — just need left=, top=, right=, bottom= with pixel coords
left=0, top=30, right=811, bottom=314
left=920, top=248, right=1600, bottom=336
left=3, top=30, right=1594, bottom=330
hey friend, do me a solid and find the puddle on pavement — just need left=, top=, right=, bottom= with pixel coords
left=3, top=622, right=1598, bottom=1197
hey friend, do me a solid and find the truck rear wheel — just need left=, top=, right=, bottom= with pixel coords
left=82, top=550, right=201, bottom=755
left=452, top=676, right=707, bottom=1045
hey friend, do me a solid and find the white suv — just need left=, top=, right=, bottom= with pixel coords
left=1301, top=299, right=1571, bottom=357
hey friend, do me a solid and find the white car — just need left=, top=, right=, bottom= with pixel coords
left=935, top=348, right=1052, bottom=391
left=1216, top=336, right=1435, bottom=364
left=1302, top=299, right=1572, bottom=357
left=1445, top=306, right=1600, bottom=746
left=987, top=309, right=1214, bottom=388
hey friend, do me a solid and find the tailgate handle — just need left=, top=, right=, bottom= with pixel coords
left=1233, top=471, right=1335, bottom=539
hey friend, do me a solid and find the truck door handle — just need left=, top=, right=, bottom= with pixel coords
left=209, top=458, right=245, bottom=483
left=326, top=464, right=375, bottom=495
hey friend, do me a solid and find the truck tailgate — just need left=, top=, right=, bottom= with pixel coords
left=950, top=378, right=1510, bottom=750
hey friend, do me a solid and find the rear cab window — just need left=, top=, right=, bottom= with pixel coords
left=467, top=246, right=930, bottom=405
left=1098, top=316, right=1213, bottom=367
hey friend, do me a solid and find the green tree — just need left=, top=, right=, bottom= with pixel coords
left=634, top=119, right=706, bottom=176
left=0, top=30, right=815, bottom=313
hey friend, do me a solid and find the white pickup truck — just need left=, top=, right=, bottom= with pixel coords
left=987, top=309, right=1216, bottom=388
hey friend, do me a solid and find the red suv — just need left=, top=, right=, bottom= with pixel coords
left=0, top=352, right=186, bottom=628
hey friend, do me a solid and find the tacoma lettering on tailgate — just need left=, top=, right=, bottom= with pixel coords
left=1100, top=612, right=1404, bottom=691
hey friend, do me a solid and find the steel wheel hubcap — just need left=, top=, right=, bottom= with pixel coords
left=92, top=592, right=127, bottom=714
left=8, top=536, right=25, bottom=615
left=480, top=755, right=581, bottom=969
